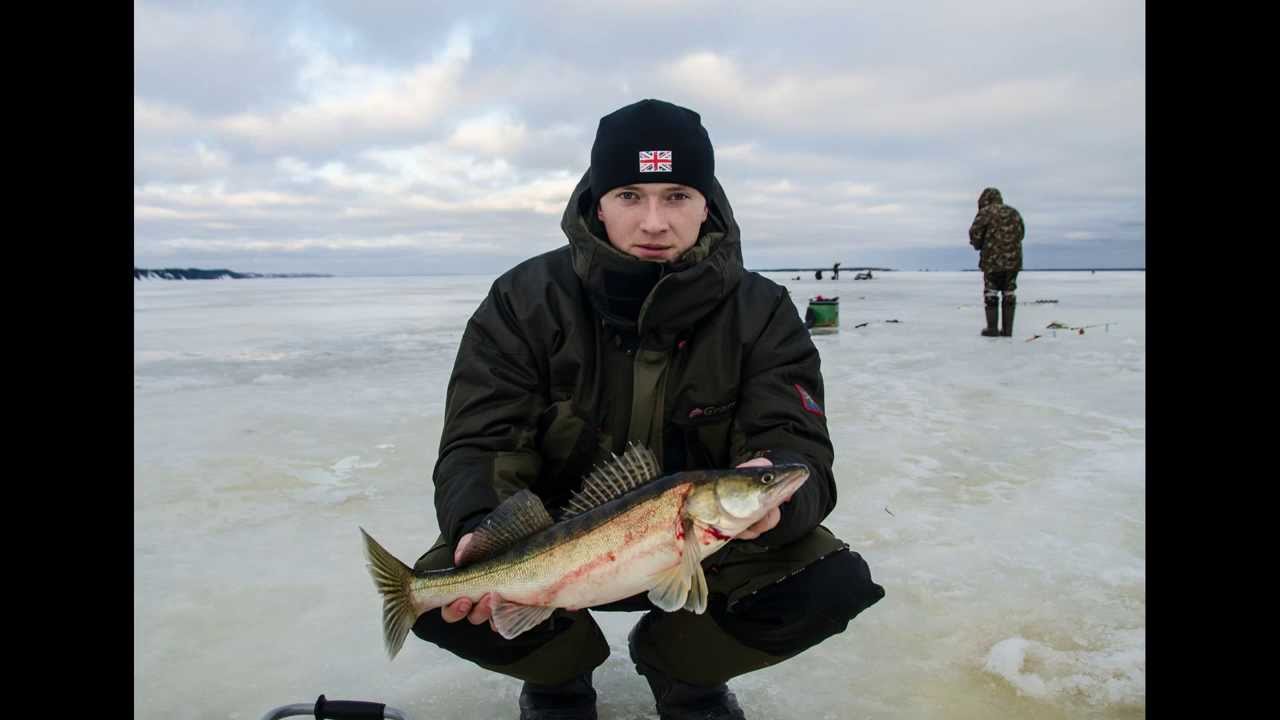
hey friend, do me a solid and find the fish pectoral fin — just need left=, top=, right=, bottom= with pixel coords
left=648, top=537, right=708, bottom=613
left=490, top=599, right=556, bottom=640
left=681, top=531, right=709, bottom=614
left=647, top=565, right=690, bottom=612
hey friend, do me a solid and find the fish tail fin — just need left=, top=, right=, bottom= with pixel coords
left=360, top=527, right=418, bottom=660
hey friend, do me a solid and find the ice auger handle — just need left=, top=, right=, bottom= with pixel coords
left=258, top=694, right=408, bottom=720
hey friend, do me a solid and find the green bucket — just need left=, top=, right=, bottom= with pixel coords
left=806, top=297, right=839, bottom=332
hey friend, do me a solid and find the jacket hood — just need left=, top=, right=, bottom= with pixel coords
left=560, top=169, right=744, bottom=342
left=979, top=187, right=1003, bottom=209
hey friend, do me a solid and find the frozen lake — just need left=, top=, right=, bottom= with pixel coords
left=134, top=270, right=1144, bottom=719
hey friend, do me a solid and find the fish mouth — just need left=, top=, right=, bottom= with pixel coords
left=765, top=465, right=809, bottom=505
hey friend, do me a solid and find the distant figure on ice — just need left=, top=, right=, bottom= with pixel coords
left=410, top=99, right=884, bottom=720
left=968, top=187, right=1025, bottom=337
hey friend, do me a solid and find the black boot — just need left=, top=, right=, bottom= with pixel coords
left=518, top=673, right=598, bottom=720
left=1000, top=298, right=1016, bottom=337
left=633, top=659, right=746, bottom=720
left=981, top=301, right=1000, bottom=337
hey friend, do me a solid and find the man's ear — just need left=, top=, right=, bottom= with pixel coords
left=596, top=201, right=605, bottom=221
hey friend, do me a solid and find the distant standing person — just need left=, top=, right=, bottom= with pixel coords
left=968, top=187, right=1025, bottom=337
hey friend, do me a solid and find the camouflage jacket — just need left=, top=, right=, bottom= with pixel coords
left=432, top=170, right=837, bottom=552
left=969, top=188, right=1024, bottom=272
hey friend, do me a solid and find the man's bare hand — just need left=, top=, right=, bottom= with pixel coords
left=440, top=593, right=497, bottom=626
left=736, top=506, right=781, bottom=540
left=733, top=457, right=798, bottom=541
left=439, top=532, right=500, bottom=629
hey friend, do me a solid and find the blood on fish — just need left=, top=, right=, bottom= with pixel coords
left=701, top=526, right=732, bottom=544
left=543, top=551, right=616, bottom=603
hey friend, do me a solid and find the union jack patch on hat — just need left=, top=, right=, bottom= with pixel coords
left=639, top=150, right=672, bottom=173
left=794, top=383, right=824, bottom=416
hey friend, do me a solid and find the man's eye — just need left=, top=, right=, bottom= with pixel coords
left=668, top=193, right=689, bottom=202
left=617, top=192, right=637, bottom=200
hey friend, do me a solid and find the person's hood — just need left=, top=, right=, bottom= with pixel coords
left=979, top=187, right=1003, bottom=209
left=559, top=169, right=744, bottom=343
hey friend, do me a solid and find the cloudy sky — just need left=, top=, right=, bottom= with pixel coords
left=134, top=1, right=1145, bottom=275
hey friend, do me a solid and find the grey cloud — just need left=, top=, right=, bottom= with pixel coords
left=134, top=1, right=1145, bottom=273
left=134, top=2, right=305, bottom=115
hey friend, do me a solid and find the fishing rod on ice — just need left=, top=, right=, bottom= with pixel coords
left=1026, top=321, right=1119, bottom=342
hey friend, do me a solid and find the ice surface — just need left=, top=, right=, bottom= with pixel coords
left=134, top=272, right=1144, bottom=719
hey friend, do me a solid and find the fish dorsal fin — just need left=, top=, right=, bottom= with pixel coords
left=559, top=443, right=662, bottom=519
left=457, top=489, right=554, bottom=566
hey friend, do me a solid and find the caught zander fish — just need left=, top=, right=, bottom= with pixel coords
left=361, top=444, right=808, bottom=658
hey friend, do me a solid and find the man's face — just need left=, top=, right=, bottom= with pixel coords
left=596, top=183, right=709, bottom=263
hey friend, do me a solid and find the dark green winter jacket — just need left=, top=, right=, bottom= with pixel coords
left=433, top=170, right=837, bottom=554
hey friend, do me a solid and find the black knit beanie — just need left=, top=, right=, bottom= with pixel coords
left=589, top=99, right=715, bottom=202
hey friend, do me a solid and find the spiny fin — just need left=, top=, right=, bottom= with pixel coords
left=457, top=490, right=555, bottom=566
left=360, top=527, right=418, bottom=660
left=559, top=443, right=662, bottom=519
left=490, top=599, right=556, bottom=640
left=647, top=522, right=709, bottom=613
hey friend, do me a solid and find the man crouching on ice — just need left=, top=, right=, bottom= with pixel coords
left=412, top=98, right=886, bottom=720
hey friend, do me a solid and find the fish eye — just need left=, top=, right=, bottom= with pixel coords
left=761, top=473, right=774, bottom=484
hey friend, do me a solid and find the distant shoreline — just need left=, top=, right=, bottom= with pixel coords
left=957, top=268, right=1145, bottom=272
left=134, top=267, right=333, bottom=280
left=134, top=266, right=1145, bottom=280
left=753, top=267, right=1145, bottom=273
left=753, top=267, right=894, bottom=273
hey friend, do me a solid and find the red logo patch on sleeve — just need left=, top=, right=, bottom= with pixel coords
left=794, top=384, right=824, bottom=416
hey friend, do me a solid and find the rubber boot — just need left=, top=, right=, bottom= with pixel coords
left=630, top=626, right=746, bottom=720
left=1000, top=297, right=1016, bottom=337
left=634, top=660, right=746, bottom=720
left=981, top=301, right=1000, bottom=337
left=518, top=673, right=598, bottom=720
